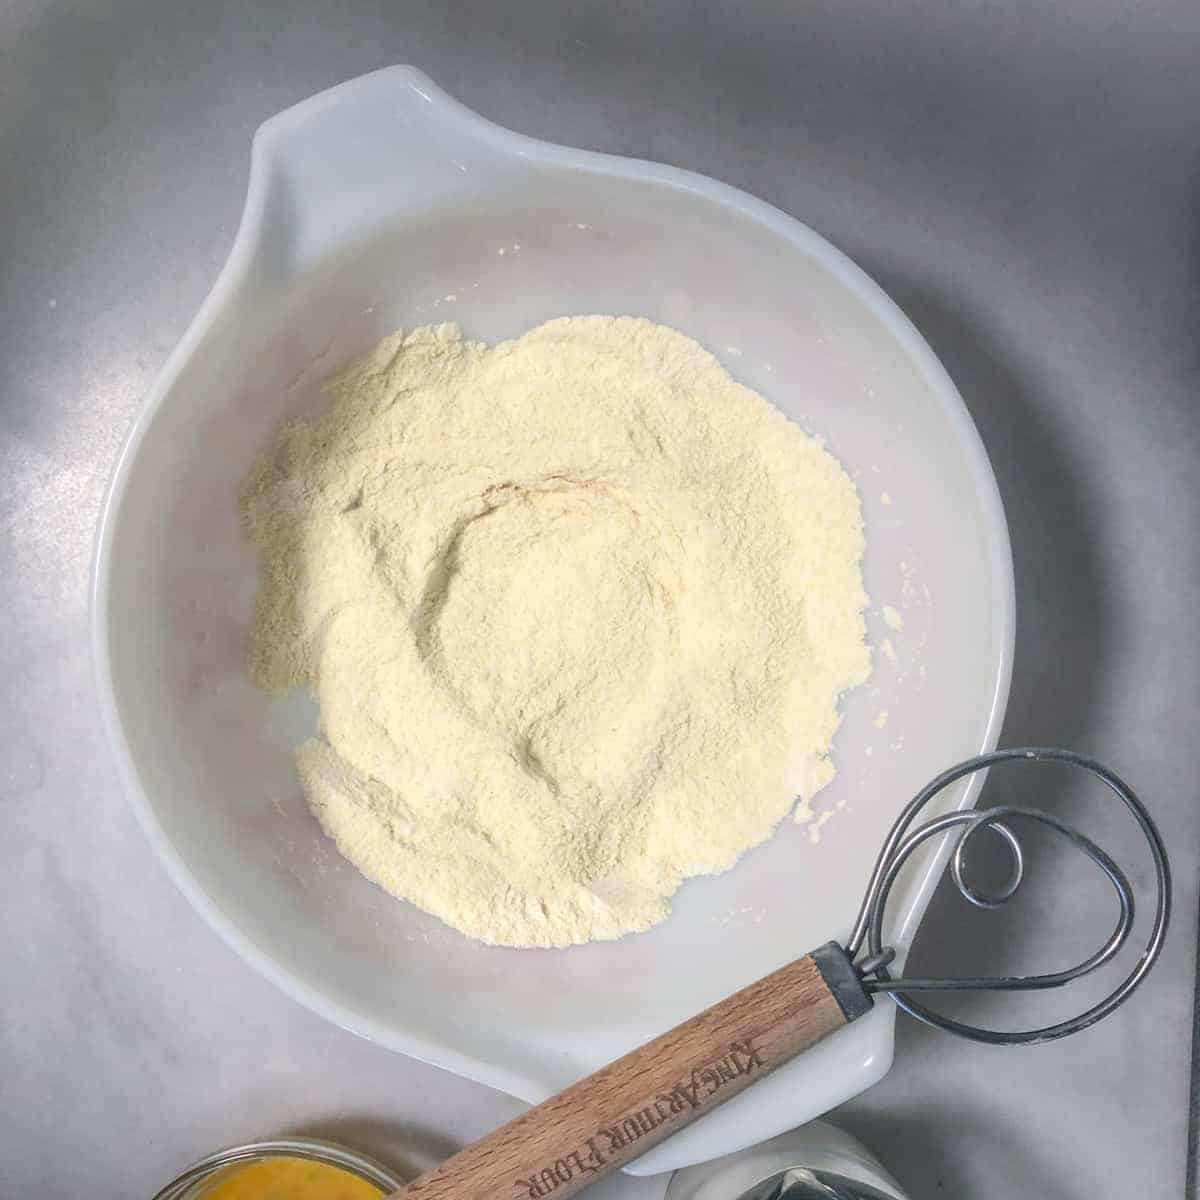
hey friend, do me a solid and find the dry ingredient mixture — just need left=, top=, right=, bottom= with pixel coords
left=242, top=316, right=870, bottom=947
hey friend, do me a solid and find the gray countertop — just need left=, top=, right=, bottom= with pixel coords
left=2, top=3, right=1198, bottom=1197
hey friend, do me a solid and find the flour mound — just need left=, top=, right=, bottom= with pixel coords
left=242, top=316, right=870, bottom=947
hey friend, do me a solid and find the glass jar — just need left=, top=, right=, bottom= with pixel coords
left=151, top=1136, right=403, bottom=1200
left=664, top=1121, right=909, bottom=1200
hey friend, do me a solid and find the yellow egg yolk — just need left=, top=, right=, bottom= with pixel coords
left=196, top=1156, right=385, bottom=1200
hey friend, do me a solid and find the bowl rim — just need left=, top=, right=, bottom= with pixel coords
left=91, top=64, right=1015, bottom=1112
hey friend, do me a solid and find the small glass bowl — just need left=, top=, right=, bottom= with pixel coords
left=151, top=1136, right=404, bottom=1200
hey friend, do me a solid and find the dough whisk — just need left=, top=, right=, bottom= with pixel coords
left=388, top=746, right=1171, bottom=1200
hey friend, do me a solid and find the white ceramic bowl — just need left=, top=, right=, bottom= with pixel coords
left=93, top=67, right=1013, bottom=1174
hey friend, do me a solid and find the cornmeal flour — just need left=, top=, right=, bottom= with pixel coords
left=242, top=316, right=869, bottom=947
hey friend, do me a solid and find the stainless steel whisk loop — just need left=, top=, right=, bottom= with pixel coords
left=845, top=747, right=1172, bottom=1045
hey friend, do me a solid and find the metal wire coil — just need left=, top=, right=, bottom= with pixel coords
left=845, top=747, right=1171, bottom=1045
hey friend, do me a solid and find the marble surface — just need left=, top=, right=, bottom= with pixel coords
left=2, top=3, right=1198, bottom=1197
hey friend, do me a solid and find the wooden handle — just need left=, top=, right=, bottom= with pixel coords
left=391, top=942, right=871, bottom=1200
